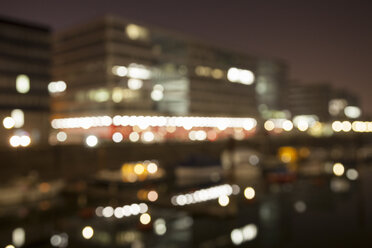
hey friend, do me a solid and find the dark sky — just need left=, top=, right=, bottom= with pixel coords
left=1, top=0, right=371, bottom=114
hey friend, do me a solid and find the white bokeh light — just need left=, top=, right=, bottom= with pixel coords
left=82, top=226, right=94, bottom=239
left=112, top=132, right=123, bottom=143
left=86, top=135, right=98, bottom=147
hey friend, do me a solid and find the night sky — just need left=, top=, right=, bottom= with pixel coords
left=1, top=0, right=371, bottom=114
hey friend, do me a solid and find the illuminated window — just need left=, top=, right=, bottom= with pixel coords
left=128, top=79, right=143, bottom=90
left=211, top=69, right=223, bottom=79
left=329, top=99, right=347, bottom=116
left=344, top=106, right=361, bottom=119
left=227, top=67, right=254, bottom=85
left=126, top=24, right=149, bottom=40
left=112, top=87, right=124, bottom=103
left=112, top=66, right=128, bottom=77
left=11, top=109, right=24, bottom=128
left=89, top=89, right=110, bottom=102
left=16, top=75, right=30, bottom=94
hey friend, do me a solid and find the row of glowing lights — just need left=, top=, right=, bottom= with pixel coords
left=332, top=162, right=359, bottom=180
left=51, top=115, right=257, bottom=130
left=171, top=184, right=256, bottom=207
left=9, top=135, right=31, bottom=147
left=59, top=129, right=215, bottom=146
left=2, top=110, right=31, bottom=147
left=265, top=119, right=372, bottom=133
left=5, top=220, right=256, bottom=248
left=113, top=63, right=255, bottom=85
left=332, top=121, right=372, bottom=132
left=48, top=81, right=67, bottom=94
left=81, top=223, right=257, bottom=246
left=169, top=164, right=358, bottom=209
left=2, top=109, right=24, bottom=129
left=56, top=120, right=372, bottom=148
left=264, top=119, right=295, bottom=131
left=95, top=203, right=149, bottom=219
left=131, top=162, right=158, bottom=174
left=112, top=64, right=151, bottom=80
left=113, top=65, right=166, bottom=102
left=83, top=132, right=157, bottom=147
left=82, top=213, right=151, bottom=240
left=15, top=74, right=67, bottom=95
left=195, top=66, right=255, bottom=85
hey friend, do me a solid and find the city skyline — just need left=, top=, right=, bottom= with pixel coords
left=0, top=0, right=371, bottom=114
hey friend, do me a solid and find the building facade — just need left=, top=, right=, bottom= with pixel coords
left=50, top=16, right=289, bottom=144
left=0, top=17, right=51, bottom=147
left=51, top=16, right=264, bottom=117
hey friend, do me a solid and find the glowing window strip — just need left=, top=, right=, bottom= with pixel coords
left=51, top=115, right=257, bottom=130
left=171, top=184, right=239, bottom=206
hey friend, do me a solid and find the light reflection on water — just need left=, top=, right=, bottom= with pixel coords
left=0, top=161, right=372, bottom=248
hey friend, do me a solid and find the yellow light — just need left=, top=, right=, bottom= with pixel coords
left=297, top=120, right=309, bottom=131
left=112, top=87, right=124, bottom=102
left=121, top=163, right=138, bottom=182
left=264, top=120, right=275, bottom=131
left=134, top=163, right=145, bottom=175
left=352, top=121, right=367, bottom=132
left=195, top=66, right=211, bottom=76
left=82, top=226, right=94, bottom=239
left=126, top=24, right=148, bottom=40
left=3, top=117, right=15, bottom=129
left=218, top=195, right=230, bottom=207
left=211, top=69, right=224, bottom=79
left=368, top=122, right=372, bottom=132
left=341, top=121, right=352, bottom=132
left=244, top=187, right=255, bottom=200
left=333, top=163, right=344, bottom=176
left=5, top=245, right=15, bottom=248
left=140, top=213, right=151, bottom=225
left=278, top=146, right=298, bottom=163
left=308, top=121, right=323, bottom=137
left=332, top=121, right=342, bottom=132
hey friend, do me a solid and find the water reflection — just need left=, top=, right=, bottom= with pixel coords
left=0, top=146, right=371, bottom=247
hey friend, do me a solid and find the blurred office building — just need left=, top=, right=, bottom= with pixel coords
left=285, top=82, right=332, bottom=122
left=285, top=82, right=362, bottom=123
left=50, top=16, right=288, bottom=144
left=329, top=88, right=361, bottom=120
left=0, top=17, right=51, bottom=148
left=255, top=59, right=289, bottom=120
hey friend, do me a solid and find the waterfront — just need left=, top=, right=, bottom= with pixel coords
left=1, top=143, right=372, bottom=248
